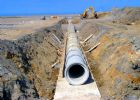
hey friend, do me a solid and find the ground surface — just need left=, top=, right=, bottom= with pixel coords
left=0, top=17, right=58, bottom=40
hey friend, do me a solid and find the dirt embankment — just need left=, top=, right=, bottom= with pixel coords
left=0, top=21, right=64, bottom=100
left=112, top=7, right=140, bottom=25
left=79, top=11, right=140, bottom=99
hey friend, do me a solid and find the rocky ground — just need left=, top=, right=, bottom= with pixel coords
left=0, top=7, right=140, bottom=100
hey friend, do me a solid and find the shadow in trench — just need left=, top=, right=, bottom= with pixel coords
left=84, top=73, right=94, bottom=85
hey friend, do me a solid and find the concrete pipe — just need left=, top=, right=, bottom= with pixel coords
left=66, top=50, right=85, bottom=64
left=67, top=43, right=80, bottom=48
left=68, top=35, right=77, bottom=39
left=66, top=47, right=82, bottom=55
left=65, top=24, right=89, bottom=85
left=67, top=25, right=75, bottom=33
left=67, top=35, right=78, bottom=40
left=67, top=38, right=78, bottom=44
left=65, top=55, right=89, bottom=85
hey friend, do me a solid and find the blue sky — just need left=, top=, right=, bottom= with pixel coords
left=0, top=0, right=140, bottom=16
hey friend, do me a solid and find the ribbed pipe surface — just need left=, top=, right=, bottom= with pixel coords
left=65, top=23, right=89, bottom=85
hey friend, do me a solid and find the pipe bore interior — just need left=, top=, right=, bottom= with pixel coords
left=66, top=63, right=89, bottom=85
left=69, top=64, right=85, bottom=79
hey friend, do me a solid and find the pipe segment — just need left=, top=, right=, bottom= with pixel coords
left=65, top=23, right=89, bottom=85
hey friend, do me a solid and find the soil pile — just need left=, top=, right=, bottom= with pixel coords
left=112, top=7, right=140, bottom=24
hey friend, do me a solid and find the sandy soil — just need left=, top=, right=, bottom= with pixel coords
left=0, top=17, right=59, bottom=40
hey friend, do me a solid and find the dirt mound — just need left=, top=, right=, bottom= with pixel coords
left=0, top=22, right=64, bottom=99
left=71, top=17, right=81, bottom=24
left=61, top=17, right=81, bottom=24
left=97, top=12, right=111, bottom=18
left=112, top=7, right=140, bottom=24
left=61, top=18, right=68, bottom=24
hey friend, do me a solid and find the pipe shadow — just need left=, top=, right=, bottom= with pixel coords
left=84, top=73, right=94, bottom=85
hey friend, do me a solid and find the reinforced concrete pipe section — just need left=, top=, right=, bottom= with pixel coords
left=65, top=23, right=89, bottom=85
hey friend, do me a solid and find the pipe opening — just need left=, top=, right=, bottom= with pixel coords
left=69, top=65, right=85, bottom=79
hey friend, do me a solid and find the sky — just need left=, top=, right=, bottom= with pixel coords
left=0, top=0, right=140, bottom=16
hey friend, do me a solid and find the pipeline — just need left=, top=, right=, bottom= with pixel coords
left=64, top=22, right=89, bottom=85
